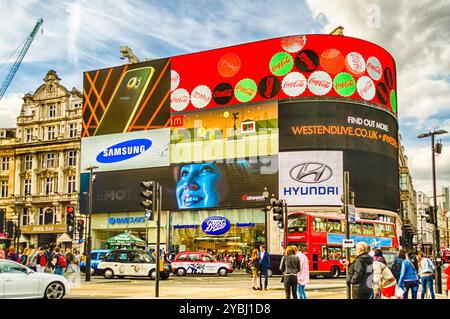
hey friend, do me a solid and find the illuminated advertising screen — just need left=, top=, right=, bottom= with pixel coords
left=170, top=100, right=278, bottom=163
left=279, top=101, right=398, bottom=159
left=80, top=128, right=170, bottom=173
left=83, top=58, right=170, bottom=137
left=79, top=156, right=278, bottom=213
left=171, top=35, right=397, bottom=116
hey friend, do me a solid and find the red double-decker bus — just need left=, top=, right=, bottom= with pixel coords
left=287, top=212, right=399, bottom=278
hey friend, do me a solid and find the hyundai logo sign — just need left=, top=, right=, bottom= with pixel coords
left=96, top=139, right=152, bottom=164
left=289, top=162, right=333, bottom=184
left=202, top=216, right=231, bottom=235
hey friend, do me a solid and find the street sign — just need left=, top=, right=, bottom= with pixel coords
left=343, top=239, right=354, bottom=248
left=348, top=204, right=356, bottom=223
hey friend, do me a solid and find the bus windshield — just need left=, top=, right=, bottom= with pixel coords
left=288, top=214, right=307, bottom=233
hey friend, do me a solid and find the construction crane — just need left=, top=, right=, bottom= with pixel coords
left=0, top=18, right=43, bottom=101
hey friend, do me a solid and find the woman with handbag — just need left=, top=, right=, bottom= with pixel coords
left=418, top=251, right=435, bottom=299
left=249, top=249, right=261, bottom=290
left=398, top=249, right=420, bottom=299
left=372, top=249, right=397, bottom=299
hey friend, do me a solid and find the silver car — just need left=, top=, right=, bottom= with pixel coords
left=0, top=259, right=70, bottom=299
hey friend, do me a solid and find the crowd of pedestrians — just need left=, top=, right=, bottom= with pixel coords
left=0, top=243, right=82, bottom=277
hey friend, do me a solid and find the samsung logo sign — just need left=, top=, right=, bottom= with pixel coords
left=96, top=139, right=152, bottom=164
left=108, top=216, right=145, bottom=225
left=202, top=216, right=231, bottom=235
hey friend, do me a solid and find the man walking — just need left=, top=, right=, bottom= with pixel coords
left=348, top=242, right=373, bottom=299
left=51, top=247, right=66, bottom=276
left=258, top=245, right=270, bottom=290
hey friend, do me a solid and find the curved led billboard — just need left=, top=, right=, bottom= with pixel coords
left=171, top=35, right=397, bottom=116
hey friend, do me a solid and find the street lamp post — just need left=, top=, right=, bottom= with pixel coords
left=262, top=187, right=269, bottom=248
left=418, top=129, right=447, bottom=294
left=85, top=166, right=98, bottom=282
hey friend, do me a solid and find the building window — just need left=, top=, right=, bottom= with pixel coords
left=47, top=126, right=56, bottom=140
left=38, top=208, right=55, bottom=225
left=400, top=173, right=407, bottom=190
left=25, top=128, right=33, bottom=142
left=68, top=176, right=76, bottom=193
left=44, top=153, right=55, bottom=169
left=1, top=157, right=9, bottom=171
left=48, top=104, right=56, bottom=118
left=0, top=180, right=8, bottom=197
left=45, top=177, right=54, bottom=194
left=22, top=208, right=29, bottom=226
left=24, top=155, right=33, bottom=171
left=67, top=151, right=77, bottom=166
left=24, top=179, right=32, bottom=195
left=69, top=123, right=77, bottom=138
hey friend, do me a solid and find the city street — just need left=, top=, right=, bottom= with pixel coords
left=64, top=270, right=449, bottom=299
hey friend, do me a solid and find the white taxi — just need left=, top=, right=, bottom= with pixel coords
left=96, top=249, right=170, bottom=280
left=171, top=251, right=233, bottom=276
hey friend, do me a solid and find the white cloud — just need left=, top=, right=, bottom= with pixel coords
left=0, top=93, right=22, bottom=127
left=66, top=1, right=81, bottom=65
left=305, top=0, right=450, bottom=192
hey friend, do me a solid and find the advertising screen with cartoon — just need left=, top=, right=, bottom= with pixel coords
left=79, top=156, right=278, bottom=213
left=83, top=58, right=171, bottom=137
left=171, top=35, right=397, bottom=116
left=170, top=101, right=278, bottom=163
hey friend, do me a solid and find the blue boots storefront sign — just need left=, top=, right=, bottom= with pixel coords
left=202, top=216, right=231, bottom=235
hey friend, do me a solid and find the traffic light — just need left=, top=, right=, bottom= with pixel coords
left=270, top=197, right=284, bottom=229
left=77, top=219, right=84, bottom=239
left=6, top=221, right=13, bottom=238
left=140, top=181, right=156, bottom=220
left=66, top=206, right=75, bottom=237
left=425, top=206, right=435, bottom=225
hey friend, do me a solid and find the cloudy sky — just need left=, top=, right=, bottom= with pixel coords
left=0, top=0, right=449, bottom=195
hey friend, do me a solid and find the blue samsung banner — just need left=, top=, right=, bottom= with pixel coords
left=327, top=233, right=392, bottom=248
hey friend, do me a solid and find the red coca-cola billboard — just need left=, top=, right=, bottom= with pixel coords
left=171, top=34, right=397, bottom=116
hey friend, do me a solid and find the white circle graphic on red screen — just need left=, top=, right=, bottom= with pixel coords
left=366, top=57, right=382, bottom=81
left=308, top=71, right=332, bottom=96
left=282, top=72, right=307, bottom=97
left=191, top=85, right=212, bottom=109
left=171, top=88, right=190, bottom=112
left=171, top=70, right=180, bottom=92
left=357, top=76, right=375, bottom=101
left=281, top=35, right=307, bottom=53
left=345, top=52, right=366, bottom=76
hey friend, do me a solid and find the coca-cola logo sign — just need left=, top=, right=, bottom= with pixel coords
left=384, top=67, right=394, bottom=89
left=376, top=82, right=388, bottom=105
left=218, top=53, right=241, bottom=78
left=295, top=50, right=319, bottom=73
left=333, top=72, right=356, bottom=97
left=171, top=70, right=180, bottom=92
left=345, top=52, right=366, bottom=76
left=171, top=88, right=190, bottom=112
left=282, top=72, right=307, bottom=97
left=357, top=76, right=375, bottom=101
left=258, top=75, right=281, bottom=99
left=202, top=216, right=231, bottom=235
left=213, top=82, right=233, bottom=105
left=281, top=35, right=306, bottom=53
left=320, top=48, right=345, bottom=75
left=234, top=78, right=257, bottom=103
left=191, top=85, right=212, bottom=109
left=366, top=56, right=382, bottom=81
left=269, top=52, right=293, bottom=76
left=308, top=71, right=332, bottom=96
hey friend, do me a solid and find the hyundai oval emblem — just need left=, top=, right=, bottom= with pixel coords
left=96, top=139, right=152, bottom=164
left=289, top=162, right=333, bottom=184
left=202, top=216, right=231, bottom=235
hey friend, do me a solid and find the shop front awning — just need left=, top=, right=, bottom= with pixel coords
left=57, top=233, right=73, bottom=243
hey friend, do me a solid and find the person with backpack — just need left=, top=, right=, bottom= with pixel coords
left=372, top=249, right=397, bottom=299
left=65, top=248, right=74, bottom=273
left=51, top=247, right=66, bottom=276
left=348, top=242, right=374, bottom=299
left=26, top=246, right=38, bottom=272
left=391, top=252, right=402, bottom=282
left=418, top=251, right=435, bottom=299
left=398, top=249, right=420, bottom=299
left=36, top=248, right=47, bottom=273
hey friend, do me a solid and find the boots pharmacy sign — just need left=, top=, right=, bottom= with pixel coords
left=279, top=151, right=343, bottom=206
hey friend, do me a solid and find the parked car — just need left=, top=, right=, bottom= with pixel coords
left=245, top=254, right=283, bottom=277
left=80, top=249, right=110, bottom=275
left=171, top=251, right=233, bottom=277
left=0, top=259, right=70, bottom=299
left=96, top=249, right=170, bottom=280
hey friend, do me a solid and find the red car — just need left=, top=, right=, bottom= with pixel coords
left=170, top=251, right=233, bottom=277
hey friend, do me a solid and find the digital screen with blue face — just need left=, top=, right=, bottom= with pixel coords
left=176, top=163, right=224, bottom=209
